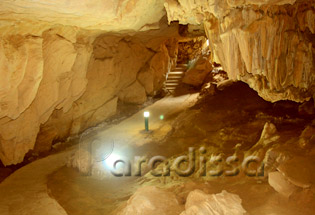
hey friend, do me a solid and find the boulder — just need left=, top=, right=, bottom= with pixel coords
left=181, top=190, right=246, bottom=215
left=298, top=125, right=315, bottom=149
left=268, top=171, right=298, bottom=198
left=277, top=156, right=314, bottom=189
left=117, top=186, right=183, bottom=215
left=182, top=56, right=213, bottom=87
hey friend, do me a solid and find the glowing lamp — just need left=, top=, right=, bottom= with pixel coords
left=144, top=111, right=150, bottom=131
left=144, top=111, right=150, bottom=117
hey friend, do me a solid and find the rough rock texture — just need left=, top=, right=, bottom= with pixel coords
left=138, top=43, right=172, bottom=96
left=298, top=125, right=315, bottom=149
left=181, top=190, right=246, bottom=215
left=268, top=171, right=298, bottom=198
left=247, top=122, right=280, bottom=155
left=0, top=31, right=175, bottom=165
left=119, top=81, right=147, bottom=104
left=117, top=186, right=183, bottom=215
left=183, top=54, right=213, bottom=87
left=1, top=0, right=314, bottom=166
left=165, top=0, right=315, bottom=102
left=0, top=0, right=166, bottom=32
left=67, top=149, right=93, bottom=175
left=0, top=30, right=92, bottom=165
left=177, top=38, right=205, bottom=64
left=277, top=156, right=314, bottom=188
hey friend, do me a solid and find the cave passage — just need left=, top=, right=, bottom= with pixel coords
left=0, top=1, right=315, bottom=215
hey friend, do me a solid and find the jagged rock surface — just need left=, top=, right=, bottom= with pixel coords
left=117, top=186, right=183, bottom=215
left=181, top=190, right=246, bottom=215
left=183, top=55, right=213, bottom=87
left=165, top=0, right=315, bottom=102
left=0, top=0, right=314, bottom=166
left=0, top=0, right=166, bottom=32
left=268, top=171, right=298, bottom=198
left=0, top=32, right=175, bottom=165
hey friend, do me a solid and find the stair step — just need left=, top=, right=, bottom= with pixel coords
left=165, top=62, right=187, bottom=94
left=168, top=73, right=184, bottom=76
left=165, top=85, right=179, bottom=88
left=167, top=78, right=182, bottom=81
left=176, top=64, right=188, bottom=67
left=169, top=71, right=184, bottom=75
left=166, top=80, right=180, bottom=83
left=167, top=77, right=182, bottom=81
left=165, top=83, right=179, bottom=86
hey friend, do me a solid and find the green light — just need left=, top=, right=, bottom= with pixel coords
left=159, top=115, right=164, bottom=120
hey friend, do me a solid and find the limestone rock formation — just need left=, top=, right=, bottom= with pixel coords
left=67, top=149, right=93, bottom=175
left=0, top=0, right=166, bottom=32
left=268, top=171, right=298, bottom=198
left=247, top=122, right=280, bottom=154
left=117, top=186, right=183, bottom=215
left=0, top=32, right=175, bottom=165
left=177, top=38, right=205, bottom=64
left=119, top=81, right=147, bottom=104
left=0, top=31, right=92, bottom=165
left=183, top=55, right=213, bottom=87
left=298, top=125, right=315, bottom=149
left=138, top=43, right=172, bottom=96
left=277, top=156, right=314, bottom=188
left=181, top=189, right=246, bottom=215
left=165, top=0, right=315, bottom=102
left=0, top=0, right=314, bottom=167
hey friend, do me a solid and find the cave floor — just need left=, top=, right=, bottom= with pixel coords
left=0, top=93, right=199, bottom=215
left=1, top=83, right=315, bottom=215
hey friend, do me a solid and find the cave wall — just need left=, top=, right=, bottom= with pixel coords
left=165, top=0, right=315, bottom=102
left=0, top=0, right=166, bottom=32
left=1, top=0, right=314, bottom=166
left=0, top=29, right=177, bottom=165
left=0, top=28, right=92, bottom=165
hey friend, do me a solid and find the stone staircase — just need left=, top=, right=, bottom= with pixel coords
left=165, top=64, right=187, bottom=93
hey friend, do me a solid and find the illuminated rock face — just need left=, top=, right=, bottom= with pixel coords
left=0, top=0, right=166, bottom=32
left=0, top=30, right=175, bottom=165
left=118, top=186, right=183, bottom=215
left=0, top=0, right=314, bottom=165
left=165, top=0, right=315, bottom=102
left=0, top=30, right=92, bottom=165
left=181, top=190, right=246, bottom=215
